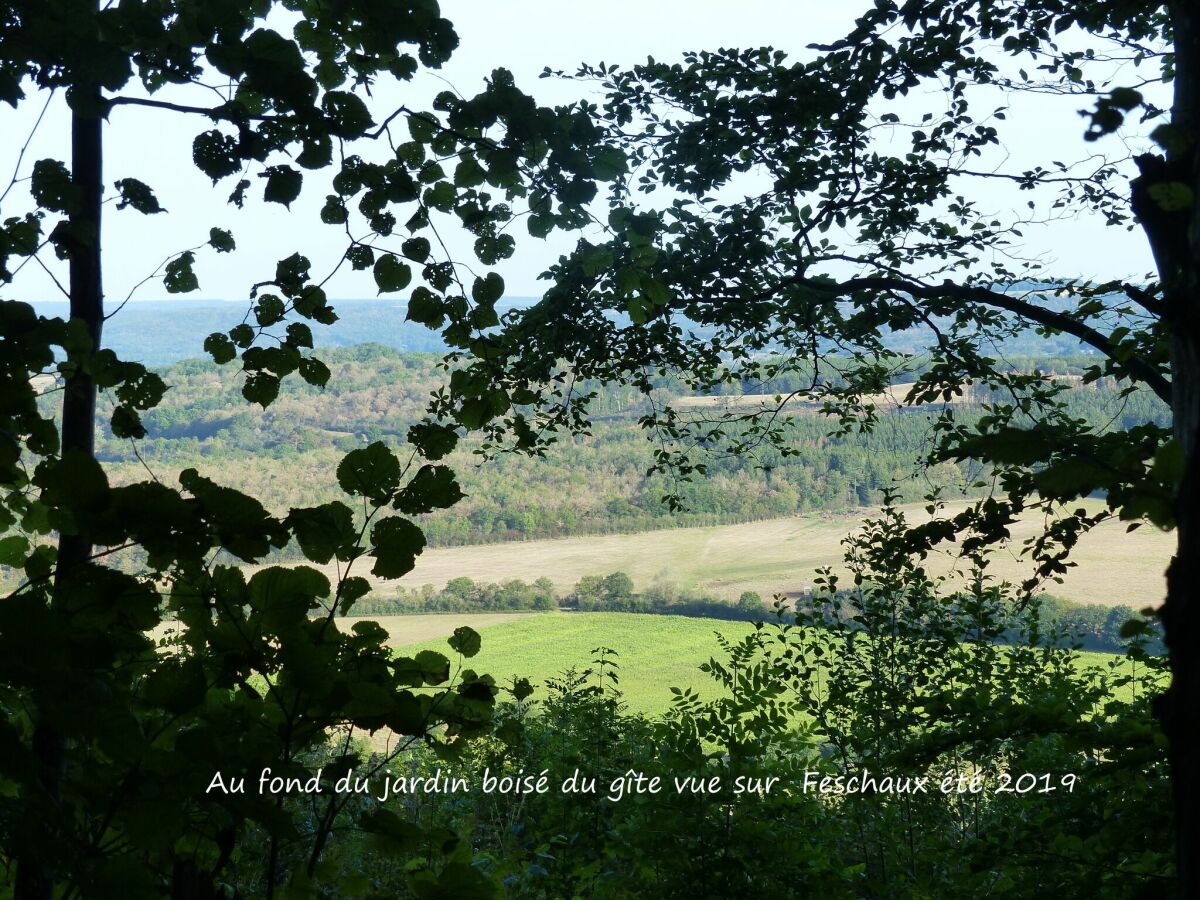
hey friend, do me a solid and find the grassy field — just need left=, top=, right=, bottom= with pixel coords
left=339, top=612, right=540, bottom=645
left=392, top=612, right=753, bottom=716
left=321, top=498, right=1171, bottom=608
left=387, top=611, right=1145, bottom=717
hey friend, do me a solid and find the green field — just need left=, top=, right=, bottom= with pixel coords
left=387, top=611, right=1141, bottom=717
left=393, top=612, right=750, bottom=716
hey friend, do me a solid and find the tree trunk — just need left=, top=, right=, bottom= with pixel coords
left=14, top=28, right=104, bottom=900
left=1156, top=5, right=1200, bottom=897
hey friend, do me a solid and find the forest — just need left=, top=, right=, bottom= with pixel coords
left=77, top=345, right=1169, bottom=546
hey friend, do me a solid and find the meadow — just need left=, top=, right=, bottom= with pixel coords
left=374, top=611, right=1142, bottom=717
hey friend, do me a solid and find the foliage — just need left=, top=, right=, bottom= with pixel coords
left=425, top=3, right=1193, bottom=886
left=0, top=1, right=616, bottom=895
left=389, top=505, right=1171, bottom=898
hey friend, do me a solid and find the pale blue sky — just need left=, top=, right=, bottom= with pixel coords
left=1, top=1, right=1165, bottom=305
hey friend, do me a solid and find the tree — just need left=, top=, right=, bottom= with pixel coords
left=601, top=570, right=635, bottom=603
left=0, top=2, right=612, bottom=896
left=436, top=1, right=1196, bottom=890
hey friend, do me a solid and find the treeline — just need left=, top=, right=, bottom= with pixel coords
left=352, top=569, right=1156, bottom=654
left=63, top=345, right=1168, bottom=548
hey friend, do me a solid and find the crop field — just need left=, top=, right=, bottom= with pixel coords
left=333, top=498, right=1172, bottom=608
left=386, top=611, right=1144, bottom=718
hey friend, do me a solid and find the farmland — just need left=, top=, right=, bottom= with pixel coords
left=331, top=497, right=1172, bottom=608
left=381, top=612, right=1146, bottom=717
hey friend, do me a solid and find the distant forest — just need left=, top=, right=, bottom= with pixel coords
left=50, top=344, right=1169, bottom=549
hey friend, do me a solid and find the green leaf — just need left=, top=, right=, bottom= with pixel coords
left=255, top=294, right=286, bottom=326
left=338, top=576, right=372, bottom=615
left=286, top=501, right=356, bottom=564
left=394, top=465, right=463, bottom=514
left=298, top=356, right=331, bottom=387
left=373, top=254, right=412, bottom=293
left=471, top=272, right=504, bottom=305
left=208, top=227, right=236, bottom=253
left=401, top=237, right=431, bottom=261
left=408, top=113, right=437, bottom=143
left=369, top=516, right=426, bottom=578
left=192, top=130, right=240, bottom=181
left=110, top=405, right=146, bottom=439
left=35, top=448, right=109, bottom=515
left=323, top=91, right=373, bottom=138
left=413, top=648, right=451, bottom=683
left=448, top=626, right=481, bottom=658
left=337, top=442, right=401, bottom=504
left=263, top=165, right=303, bottom=207
left=114, top=178, right=165, bottom=214
left=30, top=159, right=75, bottom=213
left=591, top=146, right=628, bottom=180
left=321, top=195, right=349, bottom=224
left=346, top=245, right=375, bottom=270
left=229, top=324, right=255, bottom=347
left=163, top=252, right=199, bottom=293
left=1148, top=182, right=1194, bottom=212
left=405, top=287, right=445, bottom=327
left=242, top=372, right=280, bottom=407
left=407, top=422, right=458, bottom=460
left=454, top=156, right=486, bottom=188
left=0, top=535, right=29, bottom=567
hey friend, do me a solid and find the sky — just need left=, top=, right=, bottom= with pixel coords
left=0, top=1, right=1167, bottom=306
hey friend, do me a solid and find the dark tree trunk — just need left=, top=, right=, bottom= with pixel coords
left=1154, top=5, right=1200, bottom=898
left=14, top=34, right=104, bottom=900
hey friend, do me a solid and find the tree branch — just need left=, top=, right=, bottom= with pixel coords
left=799, top=275, right=1173, bottom=403
left=104, top=96, right=272, bottom=121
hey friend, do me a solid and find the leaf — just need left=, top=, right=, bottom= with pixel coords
left=254, top=294, right=286, bottom=326
left=163, top=252, right=199, bottom=293
left=454, top=156, right=486, bottom=188
left=286, top=501, right=356, bottom=564
left=192, top=130, right=240, bottom=181
left=394, top=465, right=463, bottom=514
left=413, top=648, right=450, bottom=682
left=591, top=146, right=628, bottom=180
left=407, top=422, right=458, bottom=460
left=321, top=195, right=349, bottom=224
left=448, top=626, right=481, bottom=658
left=338, top=576, right=372, bottom=615
left=323, top=91, right=373, bottom=138
left=110, top=405, right=145, bottom=439
left=242, top=372, right=280, bottom=407
left=401, top=237, right=431, bottom=261
left=298, top=356, right=331, bottom=387
left=262, top=165, right=303, bottom=207
left=471, top=272, right=504, bottom=305
left=35, top=448, right=110, bottom=515
left=114, top=178, right=165, bottom=214
left=30, top=159, right=76, bottom=213
left=405, top=287, right=445, bottom=327
left=373, top=254, right=412, bottom=293
left=369, top=516, right=426, bottom=578
left=0, top=535, right=29, bottom=567
left=408, top=113, right=437, bottom=143
left=208, top=227, right=236, bottom=253
left=346, top=245, right=375, bottom=270
left=337, top=442, right=401, bottom=504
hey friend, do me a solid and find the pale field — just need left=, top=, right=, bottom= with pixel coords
left=293, top=498, right=1172, bottom=609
